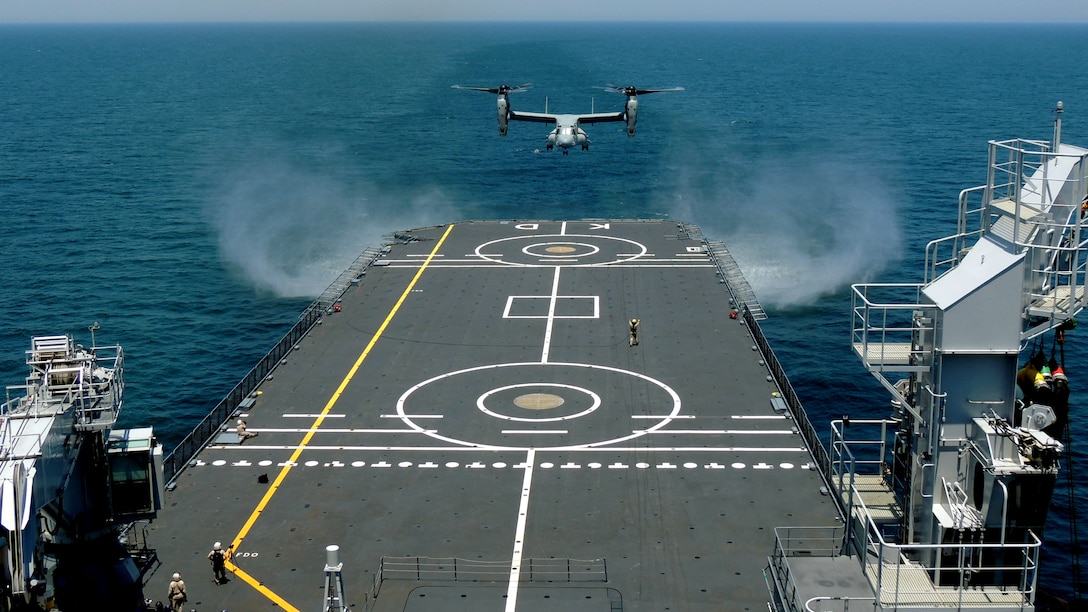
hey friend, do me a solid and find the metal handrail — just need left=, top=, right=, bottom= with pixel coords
left=743, top=307, right=835, bottom=505
left=162, top=305, right=322, bottom=483
left=161, top=238, right=392, bottom=483
left=828, top=418, right=1042, bottom=606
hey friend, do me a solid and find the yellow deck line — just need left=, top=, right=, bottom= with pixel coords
left=225, top=223, right=456, bottom=610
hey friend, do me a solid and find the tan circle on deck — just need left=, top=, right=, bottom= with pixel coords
left=514, top=393, right=566, bottom=410
left=545, top=246, right=578, bottom=254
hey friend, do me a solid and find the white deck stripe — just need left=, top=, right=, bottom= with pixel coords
left=385, top=263, right=714, bottom=268
left=541, top=267, right=561, bottom=363
left=506, top=449, right=535, bottom=612
left=638, top=429, right=796, bottom=435
left=247, top=427, right=791, bottom=435
left=240, top=428, right=430, bottom=434
left=210, top=445, right=808, bottom=452
left=392, top=257, right=713, bottom=264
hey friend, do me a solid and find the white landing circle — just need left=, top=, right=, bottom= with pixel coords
left=396, top=361, right=681, bottom=450
left=477, top=382, right=602, bottom=422
left=475, top=234, right=647, bottom=267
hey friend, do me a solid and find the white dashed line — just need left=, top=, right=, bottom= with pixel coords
left=193, top=457, right=798, bottom=472
left=205, top=445, right=807, bottom=452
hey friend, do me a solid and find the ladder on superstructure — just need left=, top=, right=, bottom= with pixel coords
left=705, top=239, right=767, bottom=320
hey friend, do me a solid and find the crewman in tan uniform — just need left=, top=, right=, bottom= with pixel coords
left=167, top=572, right=187, bottom=611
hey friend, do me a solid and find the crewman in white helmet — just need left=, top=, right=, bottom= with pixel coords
left=208, top=541, right=228, bottom=584
left=167, top=572, right=187, bottom=611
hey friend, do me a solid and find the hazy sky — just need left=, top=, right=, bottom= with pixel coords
left=4, top=0, right=1088, bottom=24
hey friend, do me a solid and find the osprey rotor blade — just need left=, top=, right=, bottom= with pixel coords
left=451, top=83, right=533, bottom=95
left=601, top=85, right=685, bottom=96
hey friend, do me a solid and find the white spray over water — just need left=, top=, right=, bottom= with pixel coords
left=670, top=156, right=902, bottom=309
left=208, top=157, right=458, bottom=298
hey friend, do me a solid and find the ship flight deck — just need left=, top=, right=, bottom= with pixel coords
left=146, top=219, right=839, bottom=611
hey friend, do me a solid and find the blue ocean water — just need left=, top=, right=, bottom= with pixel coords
left=1, top=22, right=1086, bottom=602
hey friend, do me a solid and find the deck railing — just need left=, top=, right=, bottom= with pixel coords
left=744, top=307, right=835, bottom=500
left=371, top=556, right=607, bottom=601
left=161, top=305, right=323, bottom=483
left=769, top=510, right=1041, bottom=611
left=828, top=419, right=1040, bottom=609
left=161, top=241, right=388, bottom=484
left=767, top=524, right=848, bottom=612
left=376, top=555, right=607, bottom=584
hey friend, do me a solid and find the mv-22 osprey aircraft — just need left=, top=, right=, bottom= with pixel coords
left=452, top=83, right=683, bottom=153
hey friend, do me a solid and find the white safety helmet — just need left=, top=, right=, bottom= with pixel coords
left=172, top=572, right=180, bottom=580
left=214, top=542, right=222, bottom=551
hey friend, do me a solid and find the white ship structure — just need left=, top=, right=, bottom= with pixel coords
left=0, top=334, right=164, bottom=610
left=767, top=103, right=1086, bottom=610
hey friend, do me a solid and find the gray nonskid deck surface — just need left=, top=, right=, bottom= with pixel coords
left=146, top=220, right=839, bottom=611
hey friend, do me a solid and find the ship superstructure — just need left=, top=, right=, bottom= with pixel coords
left=0, top=334, right=164, bottom=610
left=767, top=104, right=1086, bottom=610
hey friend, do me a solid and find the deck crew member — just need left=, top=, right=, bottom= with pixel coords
left=208, top=541, right=228, bottom=584
left=237, top=419, right=258, bottom=440
left=167, top=572, right=187, bottom=611
left=629, top=318, right=640, bottom=347
left=1016, top=352, right=1046, bottom=404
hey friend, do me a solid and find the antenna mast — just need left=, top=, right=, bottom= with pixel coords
left=1054, top=100, right=1064, bottom=151
left=323, top=545, right=348, bottom=612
